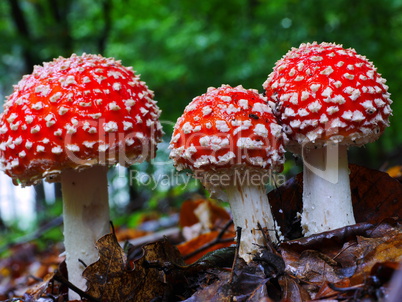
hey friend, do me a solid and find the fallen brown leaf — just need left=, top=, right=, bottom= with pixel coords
left=115, top=228, right=149, bottom=242
left=177, top=231, right=235, bottom=264
left=269, top=164, right=402, bottom=239
left=279, top=219, right=402, bottom=300
left=386, top=165, right=402, bottom=179
left=24, top=271, right=57, bottom=300
left=83, top=233, right=186, bottom=302
left=184, top=261, right=270, bottom=302
left=179, top=198, right=231, bottom=230
left=278, top=274, right=310, bottom=302
left=0, top=243, right=64, bottom=300
left=313, top=278, right=351, bottom=300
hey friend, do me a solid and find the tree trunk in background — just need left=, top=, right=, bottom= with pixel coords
left=34, top=183, right=47, bottom=226
left=54, top=183, right=62, bottom=201
left=0, top=208, right=5, bottom=232
left=7, top=0, right=38, bottom=73
left=127, top=168, right=147, bottom=212
left=98, top=0, right=113, bottom=54
left=45, top=0, right=74, bottom=55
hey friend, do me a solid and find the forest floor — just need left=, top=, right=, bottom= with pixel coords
left=1, top=164, right=402, bottom=302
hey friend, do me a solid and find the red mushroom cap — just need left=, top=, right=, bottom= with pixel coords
left=169, top=85, right=285, bottom=173
left=263, top=42, right=392, bottom=151
left=0, top=54, right=163, bottom=186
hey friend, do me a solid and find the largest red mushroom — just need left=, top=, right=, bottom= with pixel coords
left=264, top=42, right=392, bottom=236
left=0, top=54, right=163, bottom=299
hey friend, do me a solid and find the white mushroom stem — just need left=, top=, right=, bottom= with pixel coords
left=61, top=165, right=110, bottom=300
left=301, top=144, right=356, bottom=236
left=225, top=181, right=278, bottom=263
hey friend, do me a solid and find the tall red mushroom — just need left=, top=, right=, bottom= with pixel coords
left=264, top=42, right=392, bottom=236
left=169, top=85, right=285, bottom=262
left=0, top=54, right=163, bottom=299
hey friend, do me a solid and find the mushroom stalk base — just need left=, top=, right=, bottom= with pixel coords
left=61, top=166, right=110, bottom=300
left=301, top=144, right=356, bottom=236
left=226, top=182, right=278, bottom=263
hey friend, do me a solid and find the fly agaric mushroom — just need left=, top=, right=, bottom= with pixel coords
left=169, top=85, right=285, bottom=262
left=263, top=42, right=392, bottom=236
left=0, top=54, right=163, bottom=298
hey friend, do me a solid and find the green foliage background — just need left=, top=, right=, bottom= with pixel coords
left=1, top=0, right=402, bottom=167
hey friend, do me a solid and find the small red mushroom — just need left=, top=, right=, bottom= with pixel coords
left=263, top=42, right=392, bottom=236
left=0, top=54, right=163, bottom=298
left=169, top=85, right=285, bottom=262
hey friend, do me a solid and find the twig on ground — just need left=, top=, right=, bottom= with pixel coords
left=229, top=226, right=242, bottom=285
left=182, top=220, right=234, bottom=261
left=53, top=270, right=101, bottom=302
left=127, top=227, right=182, bottom=247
